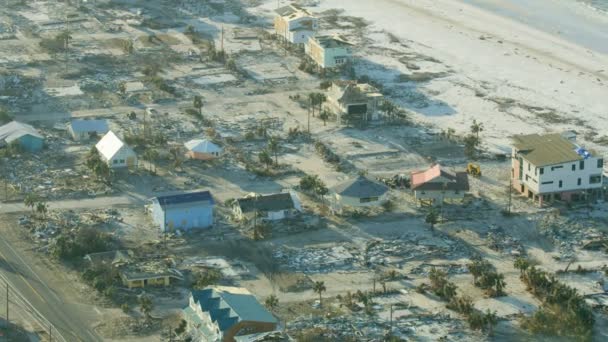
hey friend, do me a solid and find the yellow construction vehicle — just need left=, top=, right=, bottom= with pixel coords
left=467, top=163, right=482, bottom=177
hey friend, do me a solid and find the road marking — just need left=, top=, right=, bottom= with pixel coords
left=18, top=274, right=46, bottom=304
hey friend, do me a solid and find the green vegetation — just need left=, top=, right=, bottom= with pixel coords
left=313, top=281, right=327, bottom=308
left=299, top=174, right=328, bottom=197
left=51, top=227, right=114, bottom=260
left=467, top=258, right=506, bottom=297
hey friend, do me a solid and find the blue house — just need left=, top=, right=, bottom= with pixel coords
left=68, top=119, right=109, bottom=141
left=150, top=190, right=214, bottom=232
left=0, top=121, right=44, bottom=152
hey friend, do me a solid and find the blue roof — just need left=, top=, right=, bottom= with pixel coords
left=69, top=119, right=109, bottom=133
left=154, top=190, right=214, bottom=208
left=190, top=287, right=277, bottom=332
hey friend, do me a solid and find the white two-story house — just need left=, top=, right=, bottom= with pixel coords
left=274, top=4, right=318, bottom=45
left=305, top=35, right=353, bottom=69
left=511, top=132, right=604, bottom=205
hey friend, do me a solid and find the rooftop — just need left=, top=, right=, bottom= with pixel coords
left=184, top=139, right=222, bottom=153
left=0, top=121, right=43, bottom=143
left=410, top=164, right=469, bottom=191
left=311, top=35, right=353, bottom=49
left=512, top=133, right=593, bottom=166
left=190, top=286, right=277, bottom=332
left=95, top=131, right=128, bottom=160
left=153, top=190, right=214, bottom=209
left=236, top=193, right=295, bottom=213
left=331, top=175, right=388, bottom=198
left=275, top=4, right=311, bottom=18
left=69, top=119, right=109, bottom=133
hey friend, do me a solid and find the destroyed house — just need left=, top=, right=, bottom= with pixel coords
left=274, top=4, right=318, bottom=45
left=0, top=121, right=43, bottom=152
left=305, top=35, right=353, bottom=69
left=325, top=81, right=383, bottom=123
left=150, top=190, right=214, bottom=232
left=68, top=119, right=109, bottom=141
left=183, top=286, right=278, bottom=342
left=410, top=164, right=469, bottom=204
left=83, top=250, right=132, bottom=267
left=95, top=131, right=137, bottom=169
left=185, top=139, right=223, bottom=160
left=511, top=132, right=604, bottom=205
left=121, top=268, right=182, bottom=289
left=330, top=175, right=389, bottom=208
left=232, top=192, right=301, bottom=221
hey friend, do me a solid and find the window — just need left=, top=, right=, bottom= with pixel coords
left=552, top=165, right=563, bottom=171
left=572, top=164, right=576, bottom=171
left=580, top=160, right=585, bottom=170
left=539, top=167, right=544, bottom=175
left=335, top=57, right=345, bottom=65
left=528, top=163, right=531, bottom=171
left=525, top=175, right=530, bottom=181
left=598, top=159, right=604, bottom=168
left=535, top=167, right=538, bottom=175
left=360, top=196, right=379, bottom=203
left=120, top=159, right=125, bottom=163
left=113, top=160, right=118, bottom=164
left=577, top=178, right=581, bottom=186
left=559, top=180, right=563, bottom=188
left=590, top=175, right=602, bottom=184
left=541, top=181, right=554, bottom=185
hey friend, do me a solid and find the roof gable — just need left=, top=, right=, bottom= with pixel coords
left=184, top=139, right=222, bottom=153
left=95, top=131, right=128, bottom=160
left=410, top=165, right=469, bottom=191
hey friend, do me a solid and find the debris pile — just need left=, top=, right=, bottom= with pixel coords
left=274, top=245, right=359, bottom=273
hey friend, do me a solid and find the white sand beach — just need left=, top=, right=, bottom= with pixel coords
left=256, top=0, right=608, bottom=154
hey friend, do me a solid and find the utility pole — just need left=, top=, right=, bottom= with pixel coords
left=6, top=282, right=9, bottom=332
left=508, top=177, right=513, bottom=214
left=389, top=304, right=394, bottom=334
left=220, top=25, right=224, bottom=53
left=49, top=324, right=52, bottom=342
left=64, top=13, right=69, bottom=74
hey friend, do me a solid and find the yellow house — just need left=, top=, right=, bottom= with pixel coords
left=305, top=35, right=353, bottom=69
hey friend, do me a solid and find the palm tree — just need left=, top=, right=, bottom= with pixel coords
left=471, top=119, right=483, bottom=140
left=193, top=95, right=203, bottom=116
left=425, top=208, right=439, bottom=232
left=494, top=273, right=506, bottom=296
left=483, top=310, right=498, bottom=335
left=265, top=294, right=279, bottom=313
left=319, top=109, right=330, bottom=126
left=316, top=93, right=326, bottom=115
left=514, top=257, right=530, bottom=277
left=139, top=295, right=153, bottom=322
left=380, top=101, right=396, bottom=122
left=24, top=193, right=38, bottom=213
left=35, top=201, right=48, bottom=219
left=258, top=149, right=273, bottom=170
left=308, top=93, right=316, bottom=117
left=144, top=148, right=160, bottom=173
left=313, top=281, right=326, bottom=308
left=267, top=136, right=280, bottom=166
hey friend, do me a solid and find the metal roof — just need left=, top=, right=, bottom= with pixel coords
left=184, top=139, right=222, bottom=153
left=153, top=190, right=214, bottom=209
left=69, top=119, right=109, bottom=133
left=0, top=121, right=43, bottom=143
left=311, top=35, right=353, bottom=49
left=512, top=133, right=585, bottom=166
left=95, top=131, right=128, bottom=160
left=410, top=165, right=469, bottom=191
left=191, top=286, right=277, bottom=331
left=331, top=175, right=388, bottom=198
left=236, top=193, right=295, bottom=213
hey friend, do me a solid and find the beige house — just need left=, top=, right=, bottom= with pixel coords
left=305, top=35, right=353, bottom=69
left=410, top=164, right=470, bottom=205
left=329, top=176, right=389, bottom=211
left=274, top=4, right=318, bottom=45
left=325, top=81, right=384, bottom=124
left=120, top=269, right=182, bottom=289
left=184, top=139, right=223, bottom=161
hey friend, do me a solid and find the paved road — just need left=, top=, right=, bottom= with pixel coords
left=0, top=195, right=144, bottom=214
left=0, top=235, right=102, bottom=342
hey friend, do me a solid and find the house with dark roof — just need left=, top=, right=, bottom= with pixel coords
left=0, top=121, right=44, bottom=152
left=410, top=164, right=469, bottom=205
left=67, top=119, right=109, bottom=141
left=511, top=132, right=604, bottom=205
left=305, top=35, right=353, bottom=69
left=274, top=4, right=318, bottom=45
left=120, top=267, right=182, bottom=289
left=325, top=81, right=384, bottom=124
left=83, top=250, right=132, bottom=267
left=150, top=190, right=214, bottom=232
left=232, top=192, right=302, bottom=222
left=183, top=286, right=278, bottom=342
left=329, top=175, right=389, bottom=209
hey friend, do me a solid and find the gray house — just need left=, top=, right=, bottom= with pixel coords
left=150, top=190, right=214, bottom=232
left=329, top=175, right=389, bottom=209
left=68, top=119, right=109, bottom=141
left=0, top=121, right=44, bottom=152
left=232, top=192, right=302, bottom=222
